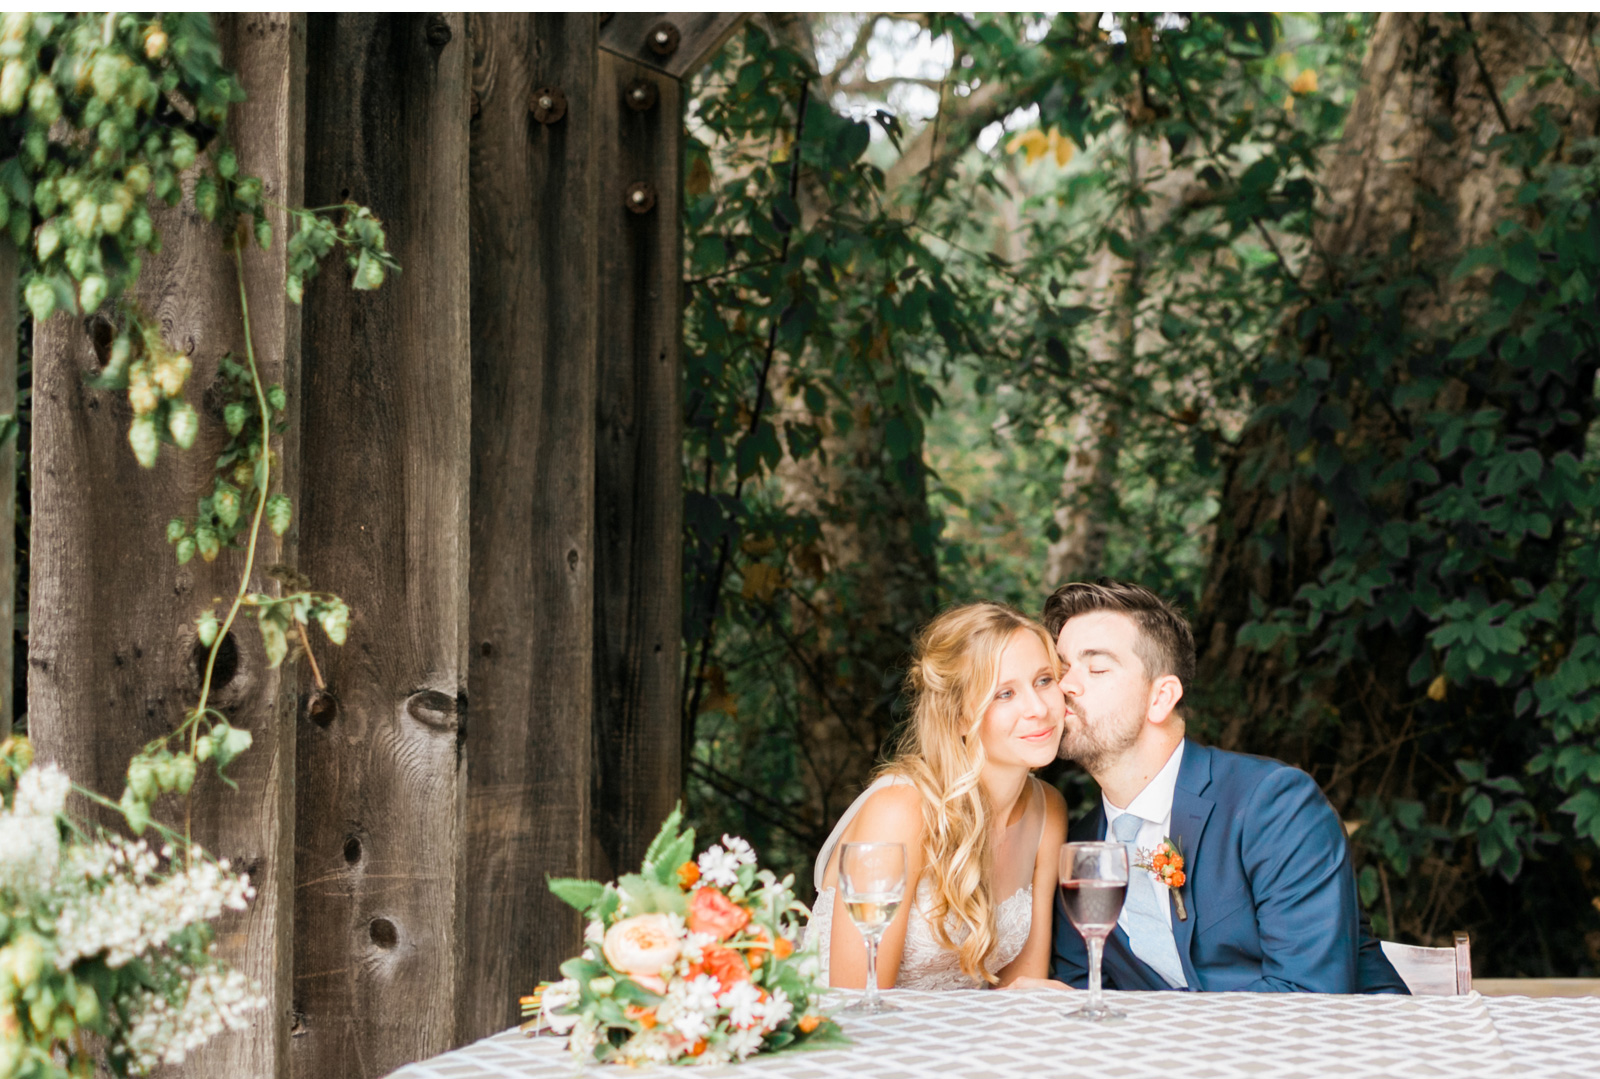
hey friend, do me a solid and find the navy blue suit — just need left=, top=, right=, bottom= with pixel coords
left=1052, top=740, right=1407, bottom=993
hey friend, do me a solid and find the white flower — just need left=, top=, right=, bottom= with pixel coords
left=727, top=1026, right=766, bottom=1060
left=583, top=919, right=604, bottom=944
left=720, top=835, right=756, bottom=868
left=677, top=973, right=720, bottom=1015
left=540, top=977, right=580, bottom=1032
left=758, top=987, right=793, bottom=1031
left=14, top=763, right=71, bottom=818
left=679, top=930, right=717, bottom=964
left=719, top=980, right=762, bottom=1028
left=120, top=965, right=265, bottom=1074
left=669, top=1009, right=709, bottom=1042
left=696, top=845, right=740, bottom=889
left=1154, top=12, right=1190, bottom=34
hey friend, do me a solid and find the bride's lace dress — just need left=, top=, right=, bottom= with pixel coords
left=806, top=775, right=1046, bottom=990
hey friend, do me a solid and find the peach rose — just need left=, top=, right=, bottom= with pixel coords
left=602, top=914, right=680, bottom=983
left=686, top=887, right=751, bottom=940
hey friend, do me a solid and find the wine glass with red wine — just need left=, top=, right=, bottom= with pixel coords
left=1058, top=841, right=1129, bottom=1021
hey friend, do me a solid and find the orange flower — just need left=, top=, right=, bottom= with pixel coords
left=696, top=944, right=751, bottom=990
left=798, top=1015, right=821, bottom=1033
left=1169, top=870, right=1186, bottom=887
left=773, top=935, right=794, bottom=959
left=687, top=886, right=751, bottom=940
left=677, top=860, right=700, bottom=889
left=690, top=1039, right=708, bottom=1057
left=624, top=1004, right=658, bottom=1029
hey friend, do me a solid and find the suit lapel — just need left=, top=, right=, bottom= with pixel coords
left=1169, top=739, right=1215, bottom=989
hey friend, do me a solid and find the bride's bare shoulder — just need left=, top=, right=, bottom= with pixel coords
left=842, top=779, right=923, bottom=844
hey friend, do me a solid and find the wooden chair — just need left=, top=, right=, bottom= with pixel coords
left=1380, top=931, right=1472, bottom=995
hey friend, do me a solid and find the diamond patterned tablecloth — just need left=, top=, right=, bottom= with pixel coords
left=384, top=988, right=1568, bottom=1079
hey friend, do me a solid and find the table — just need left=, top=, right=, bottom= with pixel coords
left=387, top=990, right=1600, bottom=1079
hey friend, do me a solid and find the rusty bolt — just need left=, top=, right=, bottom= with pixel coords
left=624, top=78, right=658, bottom=112
left=625, top=182, right=657, bottom=214
left=529, top=86, right=566, bottom=124
left=647, top=21, right=680, bottom=56
left=425, top=14, right=452, bottom=48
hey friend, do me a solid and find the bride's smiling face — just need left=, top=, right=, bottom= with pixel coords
left=978, top=629, right=1066, bottom=771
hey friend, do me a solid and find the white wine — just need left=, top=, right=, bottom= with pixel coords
left=845, top=894, right=902, bottom=936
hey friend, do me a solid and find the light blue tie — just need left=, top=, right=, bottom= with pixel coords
left=1110, top=811, right=1189, bottom=988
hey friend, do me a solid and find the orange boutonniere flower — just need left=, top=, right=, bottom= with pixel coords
left=1133, top=837, right=1188, bottom=921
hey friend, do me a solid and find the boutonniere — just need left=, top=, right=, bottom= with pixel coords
left=1133, top=838, right=1188, bottom=921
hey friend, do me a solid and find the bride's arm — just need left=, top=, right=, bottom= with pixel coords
left=995, top=782, right=1068, bottom=986
left=819, top=783, right=924, bottom=989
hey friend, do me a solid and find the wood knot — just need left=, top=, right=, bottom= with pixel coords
left=369, top=918, right=398, bottom=949
left=306, top=690, right=338, bottom=728
left=425, top=14, right=452, bottom=48
left=405, top=689, right=457, bottom=732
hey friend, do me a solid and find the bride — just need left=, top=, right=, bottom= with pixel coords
left=808, top=602, right=1069, bottom=989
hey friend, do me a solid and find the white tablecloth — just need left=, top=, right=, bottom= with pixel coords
left=387, top=990, right=1599, bottom=1079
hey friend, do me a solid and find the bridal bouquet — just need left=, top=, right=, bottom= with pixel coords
left=524, top=808, right=845, bottom=1066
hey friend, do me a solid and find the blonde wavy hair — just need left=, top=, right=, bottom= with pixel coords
left=881, top=602, right=1060, bottom=984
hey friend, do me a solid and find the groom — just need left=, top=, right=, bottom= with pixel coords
left=1045, top=579, right=1406, bottom=993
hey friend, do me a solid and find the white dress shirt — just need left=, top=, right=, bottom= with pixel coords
left=1102, top=740, right=1185, bottom=934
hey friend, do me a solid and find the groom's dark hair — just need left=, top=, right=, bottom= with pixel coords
left=1042, top=578, right=1196, bottom=692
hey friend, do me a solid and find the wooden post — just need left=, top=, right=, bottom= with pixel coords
left=0, top=243, right=14, bottom=735
left=458, top=12, right=599, bottom=1043
left=590, top=51, right=683, bottom=883
left=293, top=14, right=470, bottom=1079
left=29, top=14, right=305, bottom=1079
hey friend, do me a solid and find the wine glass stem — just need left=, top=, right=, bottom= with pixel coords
left=863, top=935, right=882, bottom=1007
left=1087, top=935, right=1105, bottom=1012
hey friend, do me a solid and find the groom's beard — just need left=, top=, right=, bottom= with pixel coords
left=1058, top=702, right=1142, bottom=776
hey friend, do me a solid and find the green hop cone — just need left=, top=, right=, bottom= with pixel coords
left=125, top=162, right=152, bottom=196
left=195, top=525, right=220, bottom=562
left=90, top=53, right=122, bottom=100
left=266, top=493, right=292, bottom=536
left=286, top=273, right=303, bottom=304
left=128, top=415, right=159, bottom=468
left=213, top=483, right=241, bottom=529
left=197, top=609, right=219, bottom=648
left=166, top=518, right=186, bottom=544
left=71, top=197, right=98, bottom=237
left=267, top=385, right=288, bottom=413
left=255, top=216, right=272, bottom=250
left=23, top=277, right=54, bottom=322
left=74, top=984, right=100, bottom=1026
left=195, top=733, right=214, bottom=762
left=353, top=248, right=385, bottom=290
left=168, top=399, right=199, bottom=448
left=127, top=757, right=156, bottom=801
left=26, top=77, right=59, bottom=125
left=0, top=59, right=26, bottom=113
left=194, top=175, right=218, bottom=221
left=216, top=146, right=238, bottom=180
left=319, top=601, right=349, bottom=646
left=175, top=535, right=196, bottom=565
left=259, top=613, right=287, bottom=668
left=35, top=220, right=59, bottom=261
left=78, top=273, right=107, bottom=312
left=224, top=400, right=248, bottom=437
left=100, top=199, right=126, bottom=234
left=119, top=787, right=149, bottom=835
left=152, top=752, right=178, bottom=792
left=172, top=754, right=196, bottom=795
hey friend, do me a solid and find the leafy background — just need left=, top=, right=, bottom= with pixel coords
left=678, top=12, right=1600, bottom=978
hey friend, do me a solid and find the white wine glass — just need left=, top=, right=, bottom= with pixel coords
left=1059, top=841, right=1128, bottom=1021
left=837, top=841, right=906, bottom=1015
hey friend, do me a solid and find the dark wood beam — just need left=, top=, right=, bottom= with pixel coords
left=599, top=13, right=745, bottom=80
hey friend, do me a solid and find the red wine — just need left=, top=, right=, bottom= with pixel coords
left=1060, top=880, right=1126, bottom=935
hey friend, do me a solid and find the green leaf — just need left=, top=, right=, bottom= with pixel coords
left=548, top=877, right=606, bottom=913
left=259, top=613, right=287, bottom=668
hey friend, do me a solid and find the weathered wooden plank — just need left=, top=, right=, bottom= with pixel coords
left=0, top=244, right=14, bottom=735
left=599, top=13, right=744, bottom=80
left=30, top=14, right=305, bottom=1079
left=294, top=14, right=470, bottom=1078
left=591, top=50, right=682, bottom=884
left=458, top=11, right=598, bottom=1043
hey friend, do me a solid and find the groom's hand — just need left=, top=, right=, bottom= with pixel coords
left=999, top=977, right=1075, bottom=992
